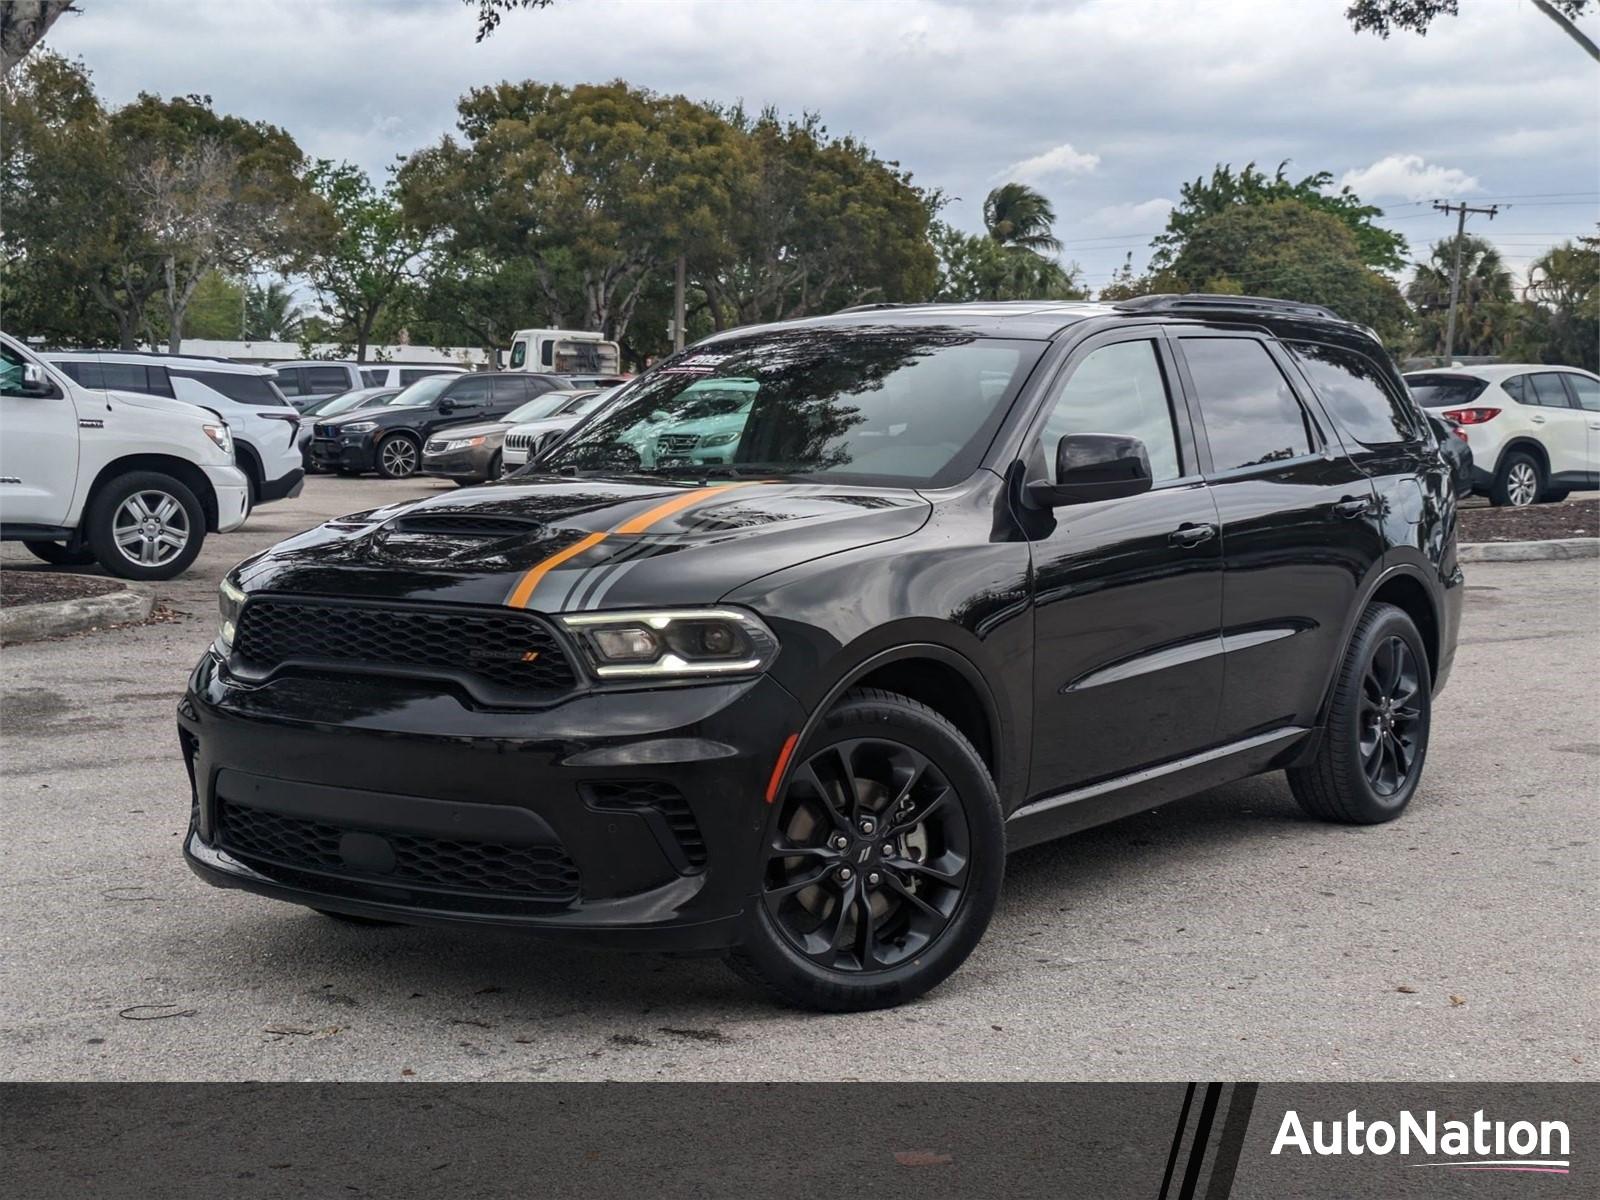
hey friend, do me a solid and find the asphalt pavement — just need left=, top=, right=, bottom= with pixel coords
left=1, top=476, right=1595, bottom=1081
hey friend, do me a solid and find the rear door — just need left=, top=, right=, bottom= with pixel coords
left=489, top=375, right=534, bottom=417
left=433, top=374, right=494, bottom=430
left=1172, top=331, right=1383, bottom=740
left=1526, top=371, right=1589, bottom=479
left=1024, top=330, right=1224, bottom=794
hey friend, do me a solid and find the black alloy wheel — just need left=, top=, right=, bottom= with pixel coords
left=762, top=737, right=970, bottom=973
left=1358, top=635, right=1423, bottom=797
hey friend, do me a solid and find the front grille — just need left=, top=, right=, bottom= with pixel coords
left=314, top=423, right=334, bottom=438
left=505, top=431, right=532, bottom=450
left=231, top=597, right=578, bottom=701
left=656, top=433, right=699, bottom=455
left=216, top=801, right=581, bottom=901
left=588, top=781, right=706, bottom=870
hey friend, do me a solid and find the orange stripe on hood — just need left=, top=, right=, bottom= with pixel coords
left=505, top=483, right=752, bottom=609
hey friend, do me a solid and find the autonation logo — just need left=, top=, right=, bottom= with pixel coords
left=1272, top=1108, right=1571, bottom=1175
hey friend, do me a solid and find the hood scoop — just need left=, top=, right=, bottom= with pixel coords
left=386, top=513, right=545, bottom=539
left=364, top=511, right=550, bottom=566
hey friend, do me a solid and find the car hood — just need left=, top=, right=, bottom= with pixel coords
left=235, top=475, right=931, bottom=613
left=426, top=419, right=511, bottom=441
left=508, top=415, right=578, bottom=436
left=317, top=405, right=421, bottom=428
left=105, top=388, right=224, bottom=424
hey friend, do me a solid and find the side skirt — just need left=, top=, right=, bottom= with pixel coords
left=1005, top=726, right=1310, bottom=853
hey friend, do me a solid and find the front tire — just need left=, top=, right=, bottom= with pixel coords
left=375, top=433, right=420, bottom=479
left=84, top=471, right=206, bottom=581
left=22, top=540, right=97, bottom=567
left=1490, top=450, right=1543, bottom=507
left=726, top=688, right=1003, bottom=1011
left=1288, top=603, right=1431, bottom=824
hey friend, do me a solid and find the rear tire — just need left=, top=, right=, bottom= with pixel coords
left=725, top=688, right=1003, bottom=1011
left=1489, top=450, right=1542, bottom=507
left=22, top=540, right=97, bottom=567
left=84, top=471, right=206, bottom=581
left=1288, top=603, right=1431, bottom=825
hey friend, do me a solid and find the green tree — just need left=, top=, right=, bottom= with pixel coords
left=178, top=269, right=245, bottom=339
left=1405, top=234, right=1515, bottom=359
left=245, top=279, right=308, bottom=341
left=1167, top=198, right=1411, bottom=342
left=982, top=182, right=1062, bottom=254
left=302, top=161, right=430, bottom=362
left=932, top=222, right=1086, bottom=302
left=1152, top=161, right=1406, bottom=274
left=404, top=251, right=546, bottom=358
left=1346, top=1, right=1598, bottom=63
left=1508, top=237, right=1600, bottom=370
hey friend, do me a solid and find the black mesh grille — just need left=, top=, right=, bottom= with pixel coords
left=588, top=781, right=706, bottom=869
left=232, top=598, right=577, bottom=700
left=215, top=801, right=580, bottom=900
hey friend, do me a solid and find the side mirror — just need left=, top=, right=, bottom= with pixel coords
left=18, top=363, right=55, bottom=398
left=1026, top=433, right=1154, bottom=508
left=438, top=398, right=456, bottom=414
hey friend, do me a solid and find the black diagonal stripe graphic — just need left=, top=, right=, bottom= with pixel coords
left=1158, top=1083, right=1197, bottom=1200
left=1177, top=1082, right=1224, bottom=1200
left=1202, top=1083, right=1258, bottom=1200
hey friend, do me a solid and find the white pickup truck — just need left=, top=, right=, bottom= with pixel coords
left=0, top=333, right=250, bottom=580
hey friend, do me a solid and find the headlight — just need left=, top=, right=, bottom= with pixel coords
left=440, top=436, right=485, bottom=452
left=558, top=608, right=778, bottom=679
left=216, top=574, right=247, bottom=653
left=701, top=431, right=738, bottom=447
left=201, top=423, right=232, bottom=456
left=342, top=421, right=377, bottom=434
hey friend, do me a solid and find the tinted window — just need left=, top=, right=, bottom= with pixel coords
left=1566, top=373, right=1599, bottom=412
left=546, top=331, right=1041, bottom=487
left=1530, top=372, right=1576, bottom=409
left=273, top=368, right=303, bottom=396
left=1405, top=375, right=1489, bottom=408
left=306, top=366, right=351, bottom=393
left=1038, top=340, right=1182, bottom=482
left=1181, top=337, right=1313, bottom=472
left=171, top=369, right=290, bottom=406
left=492, top=376, right=531, bottom=402
left=361, top=369, right=386, bottom=387
left=443, top=375, right=493, bottom=405
left=1288, top=342, right=1417, bottom=445
left=1502, top=375, right=1530, bottom=404
left=540, top=341, right=554, bottom=367
left=400, top=368, right=451, bottom=385
left=51, top=361, right=173, bottom=397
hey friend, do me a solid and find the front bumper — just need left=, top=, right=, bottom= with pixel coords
left=205, top=464, right=251, bottom=532
left=421, top=444, right=496, bottom=481
left=178, top=652, right=806, bottom=950
left=258, top=467, right=305, bottom=504
left=309, top=437, right=376, bottom=473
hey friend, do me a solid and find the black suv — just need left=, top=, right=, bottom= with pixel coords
left=309, top=372, right=570, bottom=478
left=182, top=296, right=1462, bottom=1010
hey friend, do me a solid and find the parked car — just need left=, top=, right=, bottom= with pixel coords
left=307, top=372, right=569, bottom=479
left=49, top=351, right=303, bottom=513
left=1424, top=412, right=1473, bottom=497
left=499, top=388, right=610, bottom=470
left=298, top=388, right=400, bottom=472
left=182, top=295, right=1461, bottom=1011
left=1404, top=365, right=1600, bottom=506
left=272, top=360, right=464, bottom=410
left=2, top=332, right=248, bottom=580
left=419, top=388, right=598, bottom=485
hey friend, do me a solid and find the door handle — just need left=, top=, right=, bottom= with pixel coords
left=1169, top=522, right=1216, bottom=548
left=1530, top=414, right=1546, bottom=424
left=1331, top=496, right=1371, bottom=518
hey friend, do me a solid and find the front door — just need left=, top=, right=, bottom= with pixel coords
left=1527, top=371, right=1591, bottom=481
left=1562, top=372, right=1600, bottom=479
left=1171, top=332, right=1383, bottom=740
left=0, top=341, right=79, bottom=527
left=1023, top=332, right=1224, bottom=796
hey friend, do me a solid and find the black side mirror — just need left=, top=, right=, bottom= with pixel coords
left=438, top=398, right=456, bottom=414
left=1026, top=433, right=1154, bottom=508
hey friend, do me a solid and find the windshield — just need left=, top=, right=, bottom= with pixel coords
left=374, top=374, right=455, bottom=409
left=541, top=330, right=1042, bottom=487
left=318, top=389, right=394, bottom=417
left=1405, top=374, right=1490, bottom=408
left=505, top=393, right=573, bottom=424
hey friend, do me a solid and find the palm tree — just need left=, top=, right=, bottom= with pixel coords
left=982, top=183, right=1062, bottom=254
left=245, top=280, right=307, bottom=341
left=1406, top=235, right=1515, bottom=359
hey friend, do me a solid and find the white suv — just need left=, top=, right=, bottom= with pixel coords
left=1405, top=365, right=1600, bottom=506
left=271, top=360, right=464, bottom=409
left=50, top=352, right=305, bottom=511
left=1, top=333, right=249, bottom=579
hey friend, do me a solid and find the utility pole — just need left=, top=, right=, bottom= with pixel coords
left=673, top=254, right=687, bottom=353
left=1431, top=201, right=1498, bottom=365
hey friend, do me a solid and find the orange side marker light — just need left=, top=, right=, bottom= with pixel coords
left=765, top=733, right=800, bottom=804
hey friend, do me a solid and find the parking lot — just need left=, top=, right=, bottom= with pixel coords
left=1, top=476, right=1596, bottom=1082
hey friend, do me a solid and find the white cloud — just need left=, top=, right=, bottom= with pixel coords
left=998, top=142, right=1100, bottom=184
left=1088, top=198, right=1175, bottom=231
left=1339, top=154, right=1480, bottom=201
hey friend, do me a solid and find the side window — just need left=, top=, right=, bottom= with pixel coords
left=1038, top=339, right=1182, bottom=483
left=172, top=369, right=290, bottom=406
left=98, top=362, right=156, bottom=394
left=55, top=361, right=98, bottom=387
left=361, top=369, right=386, bottom=387
left=1565, top=373, right=1599, bottom=412
left=1287, top=342, right=1418, bottom=445
left=444, top=375, right=493, bottom=405
left=274, top=368, right=302, bottom=397
left=2, top=342, right=36, bottom=394
left=509, top=341, right=527, bottom=370
left=306, top=366, right=351, bottom=393
left=145, top=366, right=175, bottom=398
left=1530, top=372, right=1576, bottom=409
left=540, top=341, right=554, bottom=367
left=491, top=376, right=531, bottom=403
left=1501, top=375, right=1530, bottom=404
left=1180, top=337, right=1314, bottom=472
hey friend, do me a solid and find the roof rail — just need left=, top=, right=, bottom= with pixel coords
left=1112, top=293, right=1342, bottom=321
left=49, top=348, right=247, bottom=366
left=832, top=302, right=911, bottom=314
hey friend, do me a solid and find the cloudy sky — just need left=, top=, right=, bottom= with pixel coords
left=45, top=0, right=1600, bottom=291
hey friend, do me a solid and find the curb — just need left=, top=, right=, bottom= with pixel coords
left=1458, top=537, right=1599, bottom=563
left=0, top=584, right=154, bottom=644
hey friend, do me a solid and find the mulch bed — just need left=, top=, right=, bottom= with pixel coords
left=1457, top=496, right=1600, bottom=543
left=0, top=571, right=125, bottom=608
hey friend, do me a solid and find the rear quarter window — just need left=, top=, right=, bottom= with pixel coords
left=172, top=369, right=291, bottom=406
left=1404, top=374, right=1490, bottom=408
left=1288, top=342, right=1420, bottom=445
